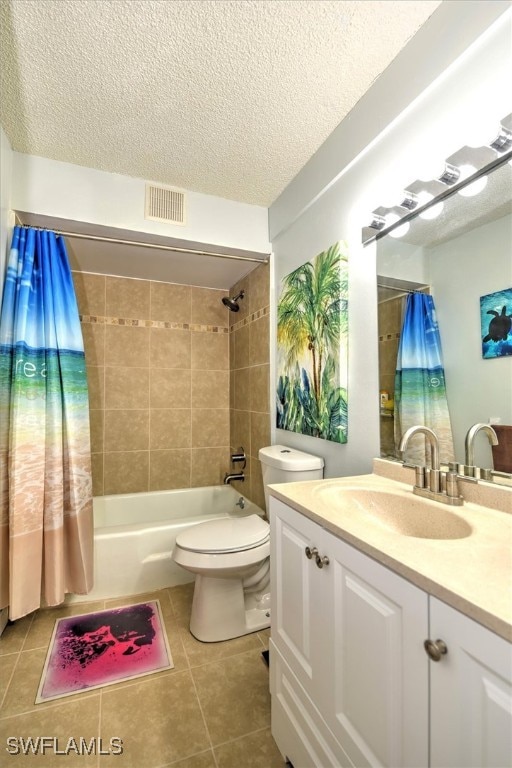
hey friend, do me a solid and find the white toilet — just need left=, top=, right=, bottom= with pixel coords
left=172, top=445, right=324, bottom=642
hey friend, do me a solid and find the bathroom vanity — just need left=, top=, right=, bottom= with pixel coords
left=268, top=462, right=512, bottom=768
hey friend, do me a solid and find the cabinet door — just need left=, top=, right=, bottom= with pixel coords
left=324, top=531, right=429, bottom=768
left=270, top=498, right=332, bottom=699
left=430, top=597, right=512, bottom=768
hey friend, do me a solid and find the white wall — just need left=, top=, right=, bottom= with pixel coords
left=429, top=213, right=512, bottom=468
left=0, top=126, right=13, bottom=297
left=11, top=153, right=271, bottom=254
left=270, top=3, right=512, bottom=478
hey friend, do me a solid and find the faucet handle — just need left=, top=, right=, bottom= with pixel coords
left=414, top=466, right=426, bottom=489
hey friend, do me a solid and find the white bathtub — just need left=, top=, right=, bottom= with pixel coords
left=68, top=486, right=265, bottom=602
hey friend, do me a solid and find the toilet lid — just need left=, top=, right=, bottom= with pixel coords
left=176, top=514, right=270, bottom=554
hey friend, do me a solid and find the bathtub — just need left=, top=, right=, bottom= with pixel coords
left=68, top=486, right=265, bottom=603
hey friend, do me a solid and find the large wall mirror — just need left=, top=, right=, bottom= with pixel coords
left=374, top=154, right=512, bottom=486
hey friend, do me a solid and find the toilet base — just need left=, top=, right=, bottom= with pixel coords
left=189, top=574, right=271, bottom=642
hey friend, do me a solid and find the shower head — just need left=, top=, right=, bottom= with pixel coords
left=222, top=290, right=245, bottom=312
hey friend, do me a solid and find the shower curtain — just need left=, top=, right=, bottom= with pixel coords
left=0, top=227, right=93, bottom=621
left=394, top=293, right=454, bottom=465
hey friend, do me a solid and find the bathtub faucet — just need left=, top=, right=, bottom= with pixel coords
left=224, top=472, right=244, bottom=485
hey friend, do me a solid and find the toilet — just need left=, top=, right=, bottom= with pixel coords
left=172, top=445, right=324, bottom=642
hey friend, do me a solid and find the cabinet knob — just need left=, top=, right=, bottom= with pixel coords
left=315, top=554, right=330, bottom=568
left=424, top=638, right=448, bottom=661
left=305, top=546, right=318, bottom=560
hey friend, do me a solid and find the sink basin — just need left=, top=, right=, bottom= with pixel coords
left=312, top=485, right=472, bottom=540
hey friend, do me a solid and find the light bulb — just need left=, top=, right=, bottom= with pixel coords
left=383, top=213, right=410, bottom=238
left=457, top=165, right=487, bottom=197
left=389, top=221, right=410, bottom=239
left=416, top=191, right=444, bottom=220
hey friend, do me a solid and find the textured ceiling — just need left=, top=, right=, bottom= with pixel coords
left=0, top=0, right=441, bottom=206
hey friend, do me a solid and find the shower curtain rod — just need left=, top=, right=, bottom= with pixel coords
left=377, top=283, right=427, bottom=294
left=13, top=216, right=270, bottom=264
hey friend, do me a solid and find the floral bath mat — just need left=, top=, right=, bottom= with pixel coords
left=36, top=600, right=173, bottom=703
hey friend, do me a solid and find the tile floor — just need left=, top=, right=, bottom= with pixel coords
left=0, top=585, right=286, bottom=767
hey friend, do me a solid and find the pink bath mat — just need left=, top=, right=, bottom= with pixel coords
left=36, top=600, right=173, bottom=703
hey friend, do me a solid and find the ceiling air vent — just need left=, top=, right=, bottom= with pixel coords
left=145, top=184, right=186, bottom=225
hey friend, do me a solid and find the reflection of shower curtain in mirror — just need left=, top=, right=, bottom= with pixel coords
left=394, top=293, right=454, bottom=464
left=0, top=227, right=94, bottom=621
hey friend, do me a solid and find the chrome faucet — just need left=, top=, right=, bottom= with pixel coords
left=464, top=423, right=499, bottom=478
left=224, top=472, right=244, bottom=485
left=399, top=425, right=463, bottom=506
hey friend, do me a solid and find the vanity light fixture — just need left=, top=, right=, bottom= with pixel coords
left=457, top=165, right=488, bottom=197
left=416, top=191, right=444, bottom=220
left=362, top=112, right=512, bottom=244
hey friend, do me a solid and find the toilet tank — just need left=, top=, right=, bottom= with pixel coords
left=258, top=445, right=324, bottom=511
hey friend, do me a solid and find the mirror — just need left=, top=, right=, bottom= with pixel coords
left=376, top=158, right=512, bottom=486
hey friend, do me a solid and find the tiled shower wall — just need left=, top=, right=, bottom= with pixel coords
left=229, top=262, right=271, bottom=510
left=378, top=295, right=403, bottom=458
left=73, top=273, right=231, bottom=496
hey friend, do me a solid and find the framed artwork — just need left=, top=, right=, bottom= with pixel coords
left=480, top=288, right=512, bottom=359
left=276, top=241, right=348, bottom=443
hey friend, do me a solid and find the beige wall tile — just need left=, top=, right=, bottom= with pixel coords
left=191, top=447, right=230, bottom=487
left=234, top=368, right=250, bottom=411
left=192, top=287, right=229, bottom=326
left=191, top=332, right=228, bottom=370
left=249, top=261, right=270, bottom=314
left=73, top=272, right=105, bottom=316
left=87, top=365, right=105, bottom=410
left=105, top=325, right=150, bottom=367
left=106, top=276, right=150, bottom=319
left=228, top=278, right=249, bottom=324
left=234, top=324, right=250, bottom=369
left=105, top=367, right=149, bottom=409
left=151, top=368, right=191, bottom=408
left=229, top=370, right=235, bottom=409
left=91, top=453, right=104, bottom=496
left=250, top=364, right=270, bottom=413
left=151, top=282, right=191, bottom=324
left=249, top=315, right=269, bottom=365
left=104, top=451, right=149, bottom=494
left=89, top=409, right=104, bottom=453
left=150, top=449, right=191, bottom=490
left=150, top=409, right=191, bottom=449
left=380, top=338, right=399, bottom=378
left=104, top=410, right=149, bottom=452
left=229, top=327, right=235, bottom=365
left=250, top=458, right=266, bottom=512
left=230, top=409, right=251, bottom=456
left=150, top=328, right=191, bottom=369
left=192, top=370, right=229, bottom=409
left=81, top=322, right=105, bottom=366
left=250, top=412, right=271, bottom=460
left=192, top=409, right=229, bottom=448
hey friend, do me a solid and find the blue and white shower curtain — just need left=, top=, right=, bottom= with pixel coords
left=394, top=293, right=454, bottom=465
left=0, top=227, right=93, bottom=620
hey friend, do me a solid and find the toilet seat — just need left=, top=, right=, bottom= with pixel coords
left=175, top=514, right=270, bottom=554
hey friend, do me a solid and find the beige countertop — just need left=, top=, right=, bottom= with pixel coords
left=268, top=467, right=512, bottom=642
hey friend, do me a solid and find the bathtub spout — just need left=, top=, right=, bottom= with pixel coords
left=224, top=472, right=244, bottom=484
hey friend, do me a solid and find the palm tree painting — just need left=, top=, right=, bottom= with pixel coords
left=276, top=241, right=348, bottom=443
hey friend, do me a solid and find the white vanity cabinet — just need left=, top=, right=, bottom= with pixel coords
left=429, top=597, right=512, bottom=768
left=270, top=497, right=429, bottom=768
left=269, top=496, right=512, bottom=768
